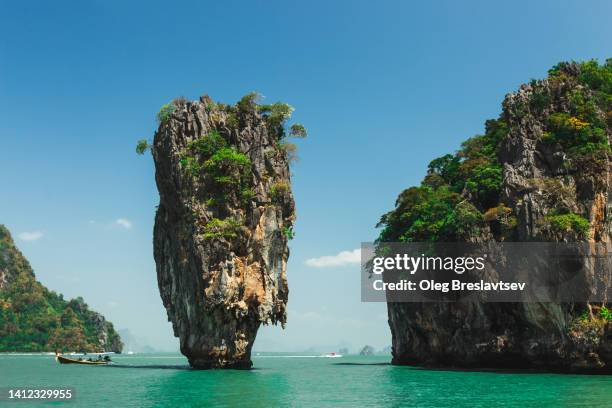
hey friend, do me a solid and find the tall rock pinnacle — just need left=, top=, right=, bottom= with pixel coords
left=151, top=94, right=302, bottom=368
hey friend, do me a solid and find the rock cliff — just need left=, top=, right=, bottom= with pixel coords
left=151, top=93, right=301, bottom=368
left=0, top=225, right=122, bottom=352
left=378, top=60, right=612, bottom=372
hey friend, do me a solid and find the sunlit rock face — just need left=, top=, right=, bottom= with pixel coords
left=152, top=95, right=295, bottom=368
left=384, top=62, right=612, bottom=372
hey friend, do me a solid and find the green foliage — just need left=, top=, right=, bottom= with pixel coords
left=240, top=188, right=256, bottom=203
left=548, top=59, right=611, bottom=133
left=157, top=101, right=176, bottom=124
left=269, top=181, right=290, bottom=203
left=377, top=186, right=483, bottom=242
left=236, top=92, right=261, bottom=114
left=179, top=130, right=248, bottom=183
left=577, top=305, right=612, bottom=323
left=567, top=89, right=602, bottom=126
left=202, top=218, right=241, bottom=240
left=377, top=120, right=508, bottom=243
left=179, top=156, right=202, bottom=176
left=530, top=82, right=552, bottom=112
left=282, top=226, right=295, bottom=240
left=544, top=212, right=590, bottom=236
left=377, top=59, right=609, bottom=244
left=178, top=129, right=255, bottom=207
left=259, top=102, right=294, bottom=137
left=187, top=130, right=227, bottom=157
left=226, top=111, right=239, bottom=128
left=204, top=147, right=251, bottom=185
left=601, top=305, right=612, bottom=321
left=424, top=119, right=507, bottom=209
left=579, top=310, right=590, bottom=321
left=290, top=123, right=308, bottom=138
left=207, top=93, right=305, bottom=163
left=135, top=139, right=150, bottom=155
left=0, top=226, right=122, bottom=352
left=544, top=113, right=608, bottom=156
left=578, top=59, right=612, bottom=94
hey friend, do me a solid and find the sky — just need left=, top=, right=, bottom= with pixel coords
left=0, top=0, right=610, bottom=352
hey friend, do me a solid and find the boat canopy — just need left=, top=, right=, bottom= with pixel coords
left=66, top=352, right=116, bottom=356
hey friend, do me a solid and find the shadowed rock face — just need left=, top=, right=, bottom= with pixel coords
left=152, top=95, right=295, bottom=368
left=384, top=61, right=612, bottom=372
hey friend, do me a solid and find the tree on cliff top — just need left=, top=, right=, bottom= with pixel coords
left=377, top=59, right=611, bottom=244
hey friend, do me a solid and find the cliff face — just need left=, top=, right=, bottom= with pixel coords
left=379, top=60, right=612, bottom=372
left=0, top=225, right=122, bottom=352
left=152, top=94, right=298, bottom=368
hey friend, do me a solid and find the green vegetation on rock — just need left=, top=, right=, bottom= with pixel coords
left=157, top=101, right=176, bottom=124
left=377, top=118, right=506, bottom=242
left=179, top=130, right=252, bottom=200
left=269, top=181, right=290, bottom=204
left=0, top=225, right=122, bottom=352
left=204, top=147, right=251, bottom=186
left=136, top=139, right=150, bottom=155
left=282, top=226, right=295, bottom=240
left=377, top=60, right=610, bottom=244
left=202, top=218, right=241, bottom=240
left=544, top=60, right=611, bottom=159
left=544, top=212, right=590, bottom=237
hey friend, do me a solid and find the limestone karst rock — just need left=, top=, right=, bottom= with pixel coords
left=0, top=225, right=122, bottom=352
left=379, top=60, right=612, bottom=372
left=151, top=94, right=299, bottom=368
left=359, top=345, right=375, bottom=356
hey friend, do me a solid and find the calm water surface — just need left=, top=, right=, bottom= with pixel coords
left=1, top=353, right=611, bottom=407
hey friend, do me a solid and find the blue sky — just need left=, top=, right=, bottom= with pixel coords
left=1, top=0, right=610, bottom=352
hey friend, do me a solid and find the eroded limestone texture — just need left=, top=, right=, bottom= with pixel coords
left=152, top=95, right=295, bottom=368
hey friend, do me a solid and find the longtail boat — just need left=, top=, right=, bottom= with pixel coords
left=55, top=352, right=113, bottom=365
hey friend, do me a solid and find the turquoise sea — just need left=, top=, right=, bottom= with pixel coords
left=1, top=353, right=611, bottom=407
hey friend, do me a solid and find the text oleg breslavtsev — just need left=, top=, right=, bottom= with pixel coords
left=372, top=279, right=526, bottom=293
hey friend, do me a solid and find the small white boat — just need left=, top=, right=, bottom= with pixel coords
left=323, top=352, right=342, bottom=358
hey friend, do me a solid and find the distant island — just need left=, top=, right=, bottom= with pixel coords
left=0, top=225, right=122, bottom=353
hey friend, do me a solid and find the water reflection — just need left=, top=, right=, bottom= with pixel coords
left=140, top=365, right=293, bottom=407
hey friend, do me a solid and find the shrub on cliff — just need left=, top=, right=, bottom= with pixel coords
left=204, top=147, right=251, bottom=186
left=202, top=218, right=241, bottom=240
left=269, top=181, right=290, bottom=204
left=259, top=102, right=294, bottom=138
left=544, top=112, right=608, bottom=156
left=544, top=212, right=590, bottom=237
left=156, top=101, right=176, bottom=124
left=188, top=130, right=227, bottom=157
left=136, top=139, right=150, bottom=155
left=377, top=60, right=609, bottom=244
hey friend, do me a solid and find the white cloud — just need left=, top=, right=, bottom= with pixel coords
left=115, top=218, right=133, bottom=230
left=18, top=231, right=44, bottom=241
left=305, top=249, right=361, bottom=268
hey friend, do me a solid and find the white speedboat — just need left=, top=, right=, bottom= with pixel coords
left=323, top=352, right=342, bottom=358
